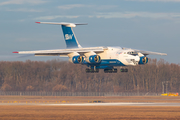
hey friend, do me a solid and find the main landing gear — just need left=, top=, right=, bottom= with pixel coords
left=104, top=68, right=128, bottom=73
left=86, top=68, right=99, bottom=73
left=104, top=68, right=117, bottom=73
left=85, top=67, right=128, bottom=73
left=120, top=68, right=128, bottom=72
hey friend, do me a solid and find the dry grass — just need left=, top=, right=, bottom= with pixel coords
left=0, top=106, right=180, bottom=120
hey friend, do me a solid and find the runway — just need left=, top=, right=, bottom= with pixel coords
left=0, top=102, right=180, bottom=106
left=1, top=96, right=180, bottom=119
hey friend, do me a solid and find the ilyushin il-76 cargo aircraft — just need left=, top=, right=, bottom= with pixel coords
left=13, top=22, right=167, bottom=73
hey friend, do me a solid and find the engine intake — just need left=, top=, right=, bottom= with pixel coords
left=139, top=56, right=148, bottom=65
left=71, top=55, right=84, bottom=64
left=87, top=55, right=101, bottom=63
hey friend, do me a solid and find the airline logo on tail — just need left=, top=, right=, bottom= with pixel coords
left=65, top=34, right=74, bottom=40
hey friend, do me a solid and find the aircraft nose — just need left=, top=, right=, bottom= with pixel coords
left=135, top=56, right=140, bottom=65
left=135, top=56, right=140, bottom=62
left=130, top=56, right=140, bottom=65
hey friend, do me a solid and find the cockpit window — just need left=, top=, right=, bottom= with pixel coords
left=127, top=51, right=138, bottom=56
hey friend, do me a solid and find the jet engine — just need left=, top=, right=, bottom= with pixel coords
left=70, top=55, right=84, bottom=64
left=86, top=55, right=101, bottom=64
left=139, top=56, right=148, bottom=65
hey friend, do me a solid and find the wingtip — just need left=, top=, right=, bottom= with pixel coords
left=162, top=53, right=167, bottom=56
left=35, top=22, right=41, bottom=24
left=13, top=51, right=19, bottom=53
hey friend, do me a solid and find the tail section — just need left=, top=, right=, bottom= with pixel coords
left=35, top=22, right=87, bottom=48
left=61, top=25, right=81, bottom=48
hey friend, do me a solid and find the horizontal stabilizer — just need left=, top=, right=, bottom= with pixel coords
left=35, top=22, right=87, bottom=27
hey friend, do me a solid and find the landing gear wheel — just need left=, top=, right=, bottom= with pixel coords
left=86, top=68, right=99, bottom=73
left=104, top=69, right=109, bottom=73
left=104, top=69, right=117, bottom=73
left=121, top=68, right=128, bottom=72
left=120, top=68, right=124, bottom=72
left=112, top=68, right=117, bottom=73
left=86, top=68, right=90, bottom=73
left=94, top=69, right=99, bottom=73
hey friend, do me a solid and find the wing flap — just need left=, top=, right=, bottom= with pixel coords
left=14, top=47, right=105, bottom=57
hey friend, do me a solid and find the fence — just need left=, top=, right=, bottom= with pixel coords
left=0, top=91, right=161, bottom=96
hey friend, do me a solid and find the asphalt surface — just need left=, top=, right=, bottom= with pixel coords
left=0, top=102, right=180, bottom=106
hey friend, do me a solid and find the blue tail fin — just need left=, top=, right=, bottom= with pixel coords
left=35, top=22, right=86, bottom=48
left=61, top=25, right=81, bottom=48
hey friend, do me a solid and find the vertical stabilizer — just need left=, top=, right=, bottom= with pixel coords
left=61, top=25, right=81, bottom=48
left=35, top=22, right=87, bottom=48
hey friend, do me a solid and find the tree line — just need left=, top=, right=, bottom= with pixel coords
left=0, top=59, right=179, bottom=93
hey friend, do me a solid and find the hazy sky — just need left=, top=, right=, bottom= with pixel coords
left=0, top=0, right=180, bottom=63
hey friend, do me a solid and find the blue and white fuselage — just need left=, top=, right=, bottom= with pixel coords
left=13, top=22, right=167, bottom=73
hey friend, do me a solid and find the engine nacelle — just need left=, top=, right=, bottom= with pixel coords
left=139, top=56, right=148, bottom=65
left=69, top=55, right=84, bottom=64
left=86, top=55, right=101, bottom=64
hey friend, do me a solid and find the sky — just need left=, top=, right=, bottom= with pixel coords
left=0, top=0, right=180, bottom=64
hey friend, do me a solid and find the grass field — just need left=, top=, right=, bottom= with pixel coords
left=0, top=96, right=180, bottom=120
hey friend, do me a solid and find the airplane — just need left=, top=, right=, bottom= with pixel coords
left=13, top=22, right=167, bottom=73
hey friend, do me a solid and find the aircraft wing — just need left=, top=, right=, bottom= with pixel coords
left=13, top=47, right=105, bottom=57
left=132, top=49, right=167, bottom=56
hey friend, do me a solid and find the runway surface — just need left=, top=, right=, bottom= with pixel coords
left=0, top=102, right=180, bottom=106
